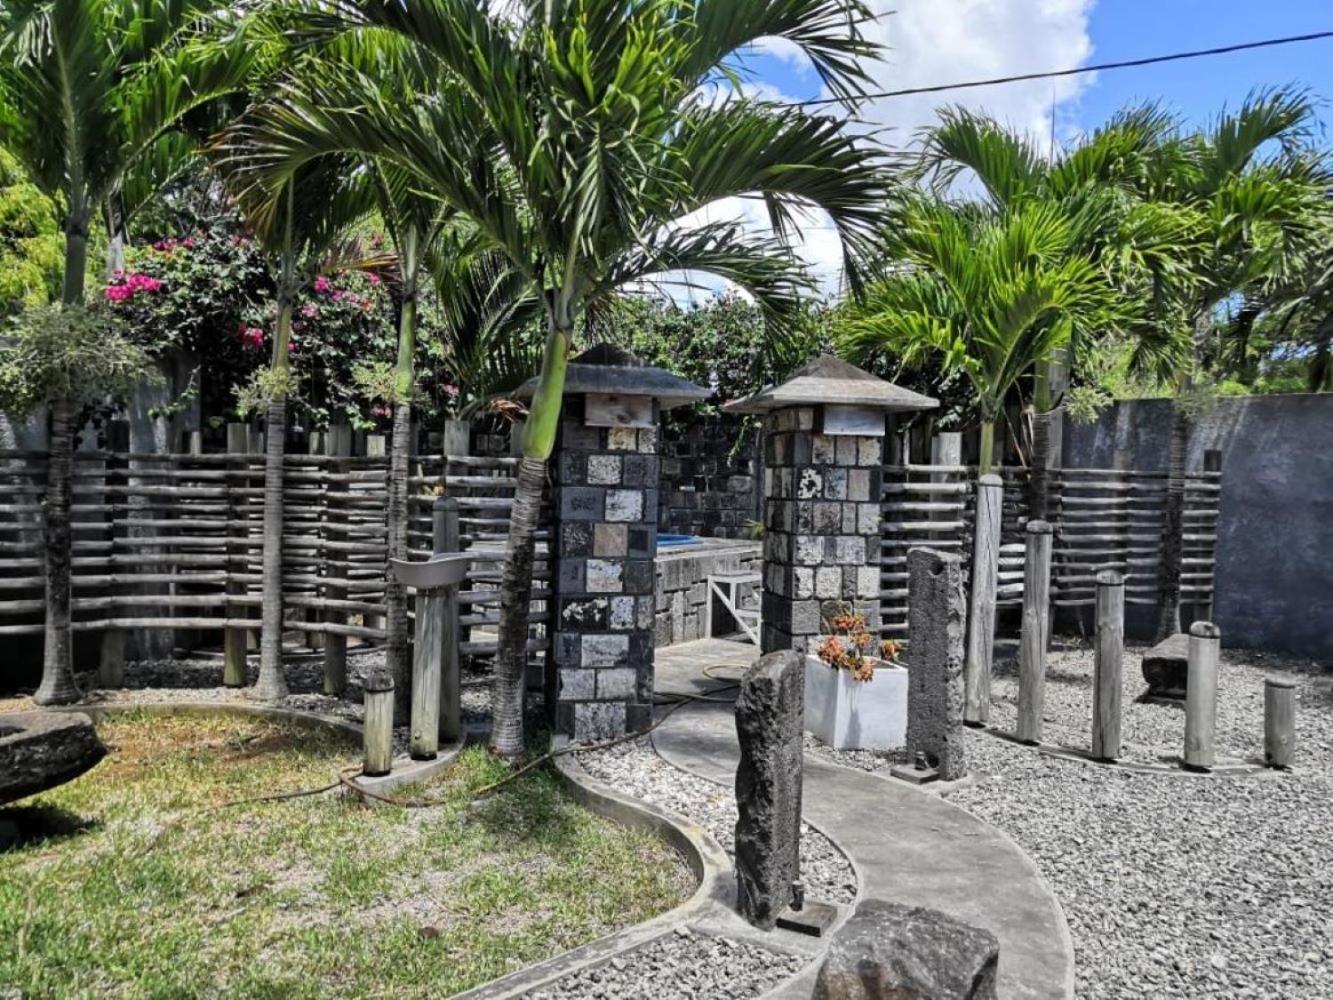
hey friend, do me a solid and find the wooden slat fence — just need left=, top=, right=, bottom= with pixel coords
left=0, top=441, right=550, bottom=660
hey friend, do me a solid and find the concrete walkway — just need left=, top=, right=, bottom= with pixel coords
left=654, top=639, right=1075, bottom=1000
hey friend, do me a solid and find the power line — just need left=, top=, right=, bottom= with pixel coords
left=796, top=29, right=1333, bottom=109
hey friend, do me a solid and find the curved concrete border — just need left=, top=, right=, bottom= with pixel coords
left=454, top=739, right=739, bottom=999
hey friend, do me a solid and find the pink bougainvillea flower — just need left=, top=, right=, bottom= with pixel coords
left=331, top=289, right=344, bottom=302
left=443, top=383, right=460, bottom=399
left=182, top=237, right=196, bottom=249
left=371, top=404, right=391, bottom=418
left=104, top=285, right=131, bottom=302
left=367, top=273, right=381, bottom=286
left=313, top=275, right=331, bottom=294
left=241, top=327, right=265, bottom=350
left=301, top=303, right=318, bottom=319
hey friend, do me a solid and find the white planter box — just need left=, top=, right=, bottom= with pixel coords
left=804, top=655, right=908, bottom=751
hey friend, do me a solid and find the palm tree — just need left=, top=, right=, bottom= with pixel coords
left=1135, top=89, right=1327, bottom=638
left=222, top=163, right=377, bottom=701
left=0, top=0, right=254, bottom=704
left=840, top=195, right=1123, bottom=474
left=915, top=104, right=1193, bottom=514
left=220, top=0, right=889, bottom=758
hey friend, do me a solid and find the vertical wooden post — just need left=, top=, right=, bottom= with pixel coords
left=964, top=473, right=1002, bottom=725
left=1016, top=519, right=1053, bottom=744
left=436, top=496, right=462, bottom=743
left=1197, top=449, right=1223, bottom=623
left=363, top=433, right=387, bottom=636
left=245, top=428, right=264, bottom=652
left=1182, top=620, right=1221, bottom=771
left=223, top=423, right=250, bottom=686
left=1092, top=569, right=1125, bottom=761
left=98, top=419, right=131, bottom=688
left=1263, top=677, right=1296, bottom=770
left=410, top=585, right=444, bottom=760
left=362, top=667, right=395, bottom=777
left=323, top=425, right=352, bottom=695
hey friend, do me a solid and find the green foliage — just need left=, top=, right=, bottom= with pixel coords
left=233, top=365, right=303, bottom=419
left=597, top=292, right=829, bottom=406
left=0, top=305, right=158, bottom=416
left=0, top=148, right=65, bottom=313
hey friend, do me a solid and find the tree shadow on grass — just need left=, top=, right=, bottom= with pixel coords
left=0, top=803, right=100, bottom=853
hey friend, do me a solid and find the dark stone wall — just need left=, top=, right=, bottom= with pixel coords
left=658, top=414, right=761, bottom=538
left=1063, top=394, right=1333, bottom=662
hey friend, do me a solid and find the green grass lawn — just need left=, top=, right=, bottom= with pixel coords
left=0, top=712, right=691, bottom=998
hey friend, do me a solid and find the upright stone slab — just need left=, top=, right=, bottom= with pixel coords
left=522, top=346, right=707, bottom=742
left=724, top=357, right=937, bottom=655
left=734, top=649, right=805, bottom=930
left=906, top=548, right=966, bottom=780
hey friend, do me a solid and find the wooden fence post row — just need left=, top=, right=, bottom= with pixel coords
left=1016, top=519, right=1053, bottom=745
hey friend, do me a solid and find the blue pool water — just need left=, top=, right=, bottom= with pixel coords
left=657, top=533, right=702, bottom=548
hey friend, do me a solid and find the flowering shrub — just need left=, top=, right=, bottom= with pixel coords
left=104, top=271, right=165, bottom=301
left=815, top=606, right=900, bottom=683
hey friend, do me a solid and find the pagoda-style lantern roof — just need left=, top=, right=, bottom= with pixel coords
left=722, top=355, right=939, bottom=415
left=517, top=343, right=709, bottom=411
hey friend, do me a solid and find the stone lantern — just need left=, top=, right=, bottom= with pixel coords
left=519, top=345, right=708, bottom=741
left=724, top=356, right=937, bottom=653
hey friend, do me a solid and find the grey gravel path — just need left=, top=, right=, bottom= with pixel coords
left=941, top=649, right=1333, bottom=1000
left=529, top=925, right=804, bottom=1000
left=578, top=736, right=857, bottom=905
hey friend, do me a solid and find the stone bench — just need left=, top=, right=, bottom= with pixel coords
left=1141, top=633, right=1190, bottom=700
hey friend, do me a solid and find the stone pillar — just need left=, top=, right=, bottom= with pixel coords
left=552, top=396, right=660, bottom=742
left=905, top=548, right=966, bottom=780
left=735, top=649, right=804, bottom=930
left=760, top=406, right=883, bottom=655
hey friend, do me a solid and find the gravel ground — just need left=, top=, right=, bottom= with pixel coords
left=578, top=736, right=856, bottom=906
left=529, top=926, right=804, bottom=1000
left=943, top=648, right=1333, bottom=1000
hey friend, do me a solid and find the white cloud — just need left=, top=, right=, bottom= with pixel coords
left=669, top=0, right=1097, bottom=302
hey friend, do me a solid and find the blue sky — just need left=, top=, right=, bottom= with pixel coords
left=679, top=2, right=1333, bottom=299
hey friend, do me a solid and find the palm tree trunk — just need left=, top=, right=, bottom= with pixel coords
left=34, top=217, right=91, bottom=704
left=977, top=417, right=997, bottom=475
left=254, top=297, right=295, bottom=702
left=34, top=395, right=79, bottom=704
left=490, top=325, right=570, bottom=760
left=1155, top=401, right=1189, bottom=640
left=384, top=244, right=418, bottom=718
left=384, top=398, right=413, bottom=716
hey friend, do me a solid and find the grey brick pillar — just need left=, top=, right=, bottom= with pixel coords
left=759, top=406, right=883, bottom=653
left=549, top=399, right=660, bottom=741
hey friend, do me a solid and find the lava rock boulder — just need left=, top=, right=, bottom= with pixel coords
left=0, top=711, right=106, bottom=805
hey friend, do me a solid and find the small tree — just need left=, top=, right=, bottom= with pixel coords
left=841, top=195, right=1122, bottom=473
left=0, top=306, right=156, bottom=702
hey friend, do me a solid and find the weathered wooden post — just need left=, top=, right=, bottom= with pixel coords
left=1016, top=519, right=1053, bottom=744
left=1092, top=569, right=1125, bottom=761
left=304, top=430, right=326, bottom=652
left=222, top=423, right=250, bottom=686
left=363, top=433, right=388, bottom=636
left=362, top=666, right=395, bottom=777
left=435, top=496, right=463, bottom=743
left=1182, top=621, right=1221, bottom=771
left=964, top=473, right=1002, bottom=725
left=99, top=419, right=131, bottom=688
left=323, top=425, right=352, bottom=695
left=1263, top=677, right=1297, bottom=770
left=390, top=548, right=472, bottom=760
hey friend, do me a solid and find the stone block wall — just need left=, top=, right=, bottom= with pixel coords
left=551, top=396, right=660, bottom=741
left=760, top=406, right=883, bottom=654
left=659, top=414, right=761, bottom=538
left=654, top=540, right=762, bottom=646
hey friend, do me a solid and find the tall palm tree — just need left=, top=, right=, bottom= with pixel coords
left=0, top=0, right=254, bottom=704
left=840, top=195, right=1123, bottom=474
left=1135, top=89, right=1327, bottom=638
left=221, top=162, right=377, bottom=701
left=220, top=0, right=889, bottom=759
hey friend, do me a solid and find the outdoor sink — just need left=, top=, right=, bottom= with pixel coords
left=389, top=553, right=474, bottom=590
